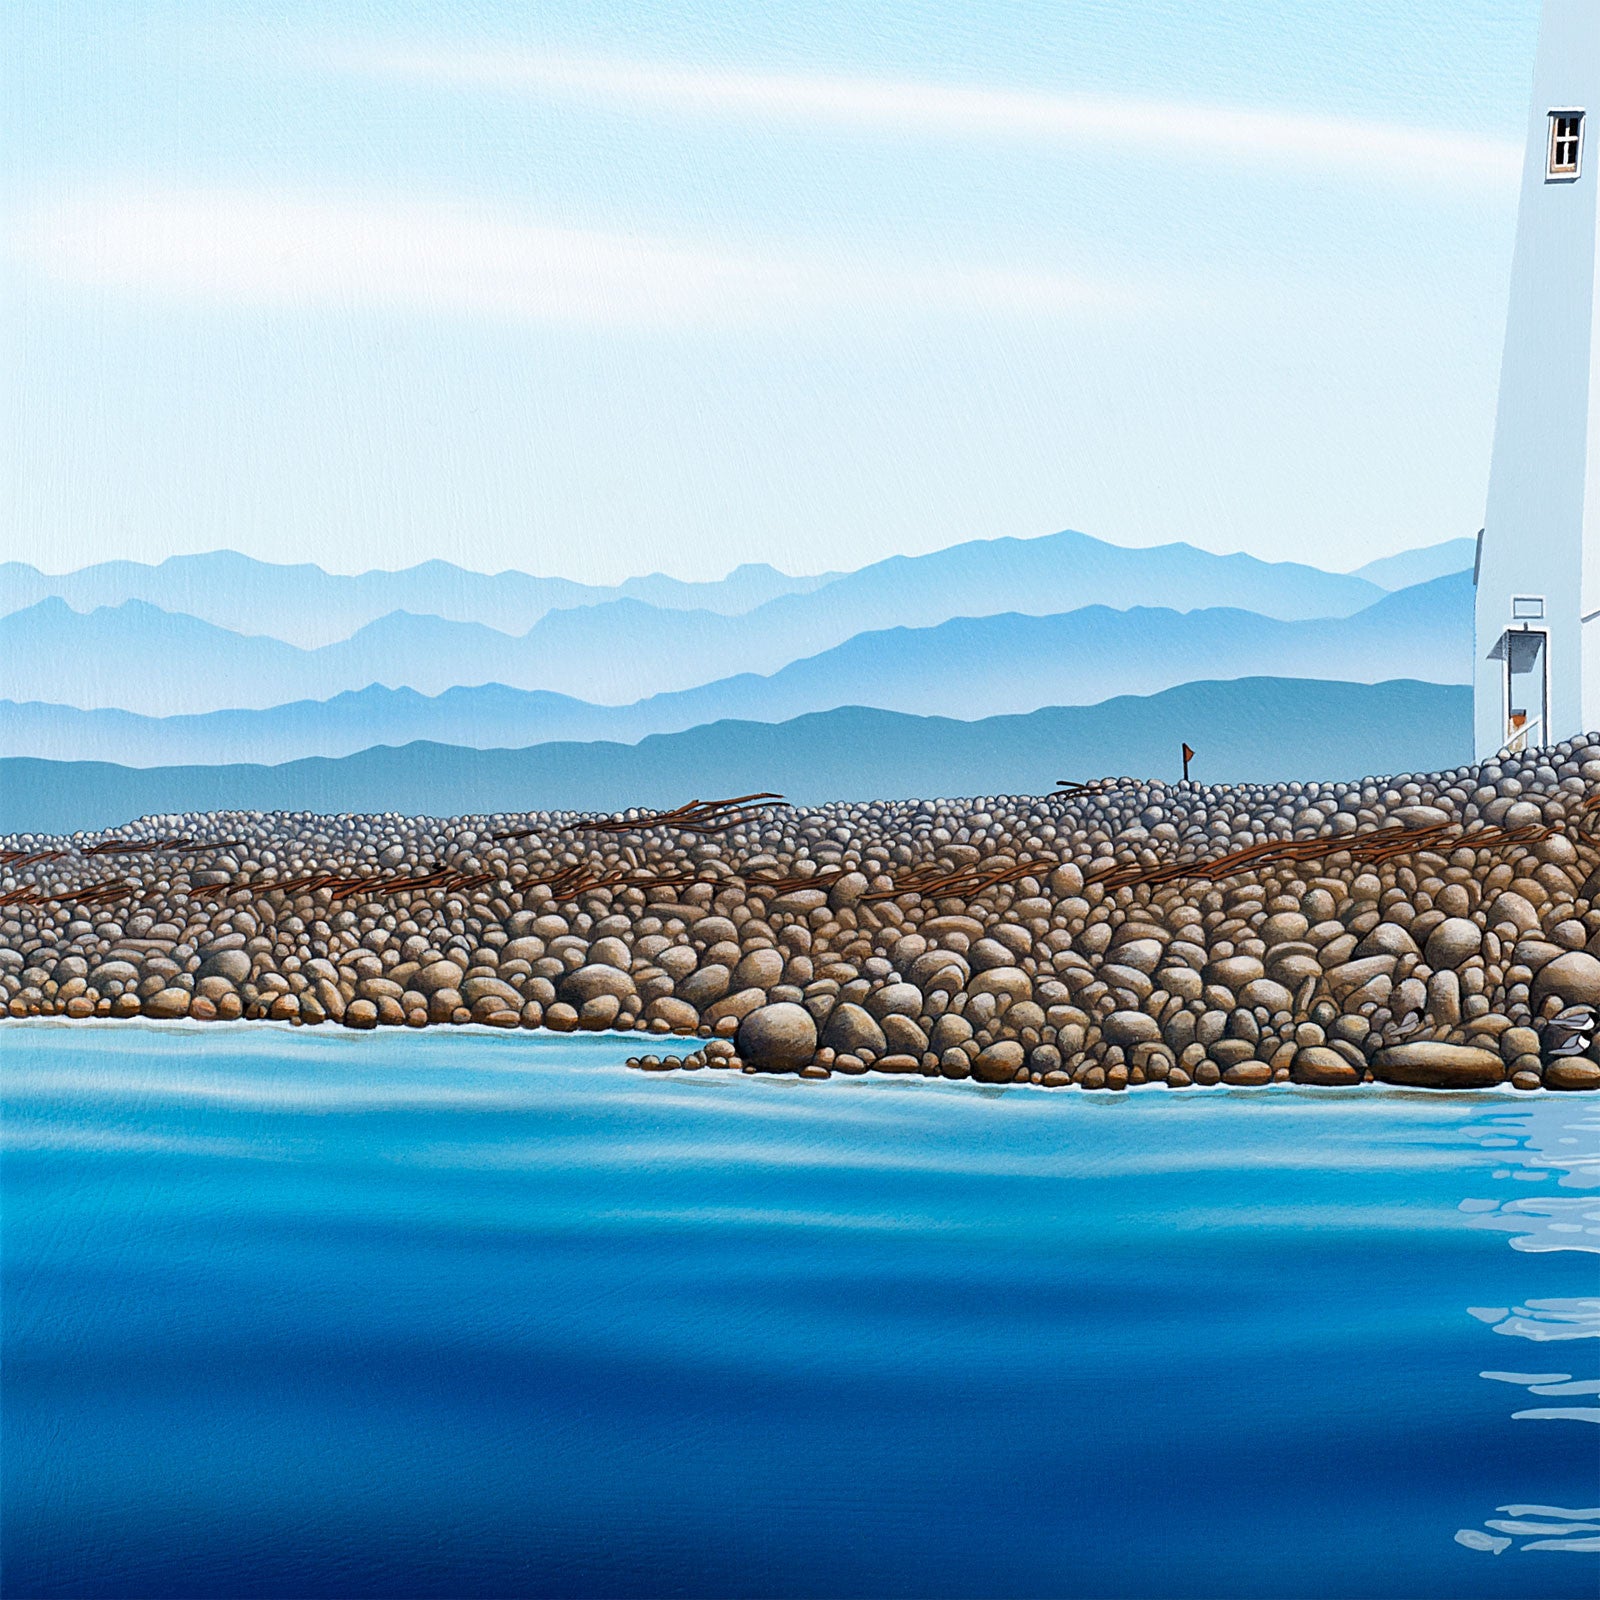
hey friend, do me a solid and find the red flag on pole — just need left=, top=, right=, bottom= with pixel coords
left=1182, top=743, right=1195, bottom=781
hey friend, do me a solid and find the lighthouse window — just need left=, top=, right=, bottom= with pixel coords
left=1549, top=111, right=1584, bottom=178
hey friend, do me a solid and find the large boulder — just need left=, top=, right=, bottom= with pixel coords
left=1109, top=938, right=1165, bottom=976
left=821, top=1002, right=887, bottom=1057
left=462, top=975, right=525, bottom=1010
left=1485, top=891, right=1540, bottom=934
left=1372, top=1043, right=1503, bottom=1089
left=1531, top=951, right=1600, bottom=1008
left=971, top=1040, right=1025, bottom=1083
left=414, top=959, right=467, bottom=995
left=864, top=983, right=923, bottom=1021
left=737, top=1003, right=818, bottom=1072
left=645, top=997, right=700, bottom=1032
left=881, top=1014, right=929, bottom=1055
left=1203, top=956, right=1266, bottom=991
left=909, top=949, right=969, bottom=989
left=197, top=947, right=251, bottom=985
left=967, top=938, right=1018, bottom=973
left=1423, top=918, right=1482, bottom=970
left=677, top=964, right=732, bottom=1007
left=1239, top=978, right=1295, bottom=1014
left=559, top=963, right=636, bottom=1006
left=929, top=1013, right=974, bottom=1053
left=1103, top=1010, right=1160, bottom=1047
left=1290, top=1046, right=1361, bottom=1086
left=968, top=966, right=1032, bottom=1004
left=732, top=948, right=785, bottom=991
left=1544, top=1059, right=1600, bottom=1091
left=141, top=987, right=192, bottom=1020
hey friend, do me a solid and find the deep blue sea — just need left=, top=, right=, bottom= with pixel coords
left=2, top=1021, right=1596, bottom=1600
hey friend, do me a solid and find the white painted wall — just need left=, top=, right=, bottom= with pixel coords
left=1477, top=0, right=1600, bottom=756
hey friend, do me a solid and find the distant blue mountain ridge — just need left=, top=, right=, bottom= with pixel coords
left=0, top=552, right=839, bottom=649
left=0, top=679, right=1472, bottom=838
left=1349, top=536, right=1476, bottom=591
left=2, top=530, right=1456, bottom=653
left=0, top=573, right=1471, bottom=765
left=0, top=529, right=1403, bottom=716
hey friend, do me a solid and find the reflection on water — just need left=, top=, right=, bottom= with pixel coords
left=1469, top=1300, right=1600, bottom=1340
left=1456, top=1508, right=1600, bottom=1556
left=1457, top=1102, right=1600, bottom=1559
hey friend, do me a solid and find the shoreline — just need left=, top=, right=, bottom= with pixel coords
left=4, top=1013, right=1583, bottom=1100
left=5, top=744, right=1600, bottom=1093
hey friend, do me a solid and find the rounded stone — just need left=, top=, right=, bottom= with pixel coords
left=875, top=1054, right=921, bottom=1074
left=415, top=959, right=467, bottom=995
left=1531, top=950, right=1600, bottom=1008
left=677, top=964, right=732, bottom=1007
left=732, top=948, right=785, bottom=991
left=1289, top=1046, right=1361, bottom=1086
left=929, top=1013, right=974, bottom=1052
left=1498, top=1026, right=1541, bottom=1063
left=197, top=947, right=251, bottom=984
left=967, top=966, right=1032, bottom=1003
left=909, top=949, right=970, bottom=988
left=344, top=998, right=379, bottom=1030
left=1111, top=938, right=1165, bottom=975
left=1221, top=1061, right=1273, bottom=1086
left=1203, top=956, right=1266, bottom=991
left=1372, top=1042, right=1504, bottom=1089
left=559, top=963, right=636, bottom=1006
left=1239, top=979, right=1295, bottom=1014
left=1544, top=1059, right=1600, bottom=1090
left=864, top=982, right=923, bottom=1021
left=427, top=989, right=463, bottom=1023
left=579, top=993, right=622, bottom=1029
left=1103, top=1010, right=1161, bottom=1047
left=939, top=1048, right=971, bottom=1079
left=967, top=938, right=1018, bottom=973
left=1486, top=892, right=1540, bottom=934
left=736, top=1003, right=818, bottom=1072
left=880, top=1013, right=929, bottom=1055
left=821, top=1002, right=887, bottom=1057
left=644, top=996, right=700, bottom=1032
left=971, top=1040, right=1026, bottom=1083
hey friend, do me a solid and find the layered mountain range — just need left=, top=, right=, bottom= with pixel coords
left=0, top=681, right=1471, bottom=837
left=0, top=529, right=1477, bottom=830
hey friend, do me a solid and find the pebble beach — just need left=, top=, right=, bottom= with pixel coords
left=6, top=739, right=1600, bottom=1092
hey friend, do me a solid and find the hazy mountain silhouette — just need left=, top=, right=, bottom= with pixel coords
left=0, top=552, right=835, bottom=648
left=1, top=530, right=1392, bottom=715
left=0, top=678, right=1470, bottom=837
left=0, top=573, right=1468, bottom=758
left=1349, top=536, right=1475, bottom=590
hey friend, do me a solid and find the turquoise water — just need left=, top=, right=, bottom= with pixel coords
left=2, top=1021, right=1596, bottom=1599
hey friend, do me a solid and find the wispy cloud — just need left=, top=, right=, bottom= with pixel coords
left=325, top=43, right=1521, bottom=189
left=13, top=186, right=1142, bottom=327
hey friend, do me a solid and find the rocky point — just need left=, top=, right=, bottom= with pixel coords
left=5, top=740, right=1600, bottom=1092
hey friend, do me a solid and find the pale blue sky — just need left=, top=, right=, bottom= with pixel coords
left=6, top=1, right=1542, bottom=581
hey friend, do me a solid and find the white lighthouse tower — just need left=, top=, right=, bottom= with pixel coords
left=1475, top=0, right=1600, bottom=758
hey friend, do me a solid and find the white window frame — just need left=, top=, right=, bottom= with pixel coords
left=1548, top=109, right=1585, bottom=180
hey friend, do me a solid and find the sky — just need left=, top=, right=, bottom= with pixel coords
left=5, top=0, right=1545, bottom=582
